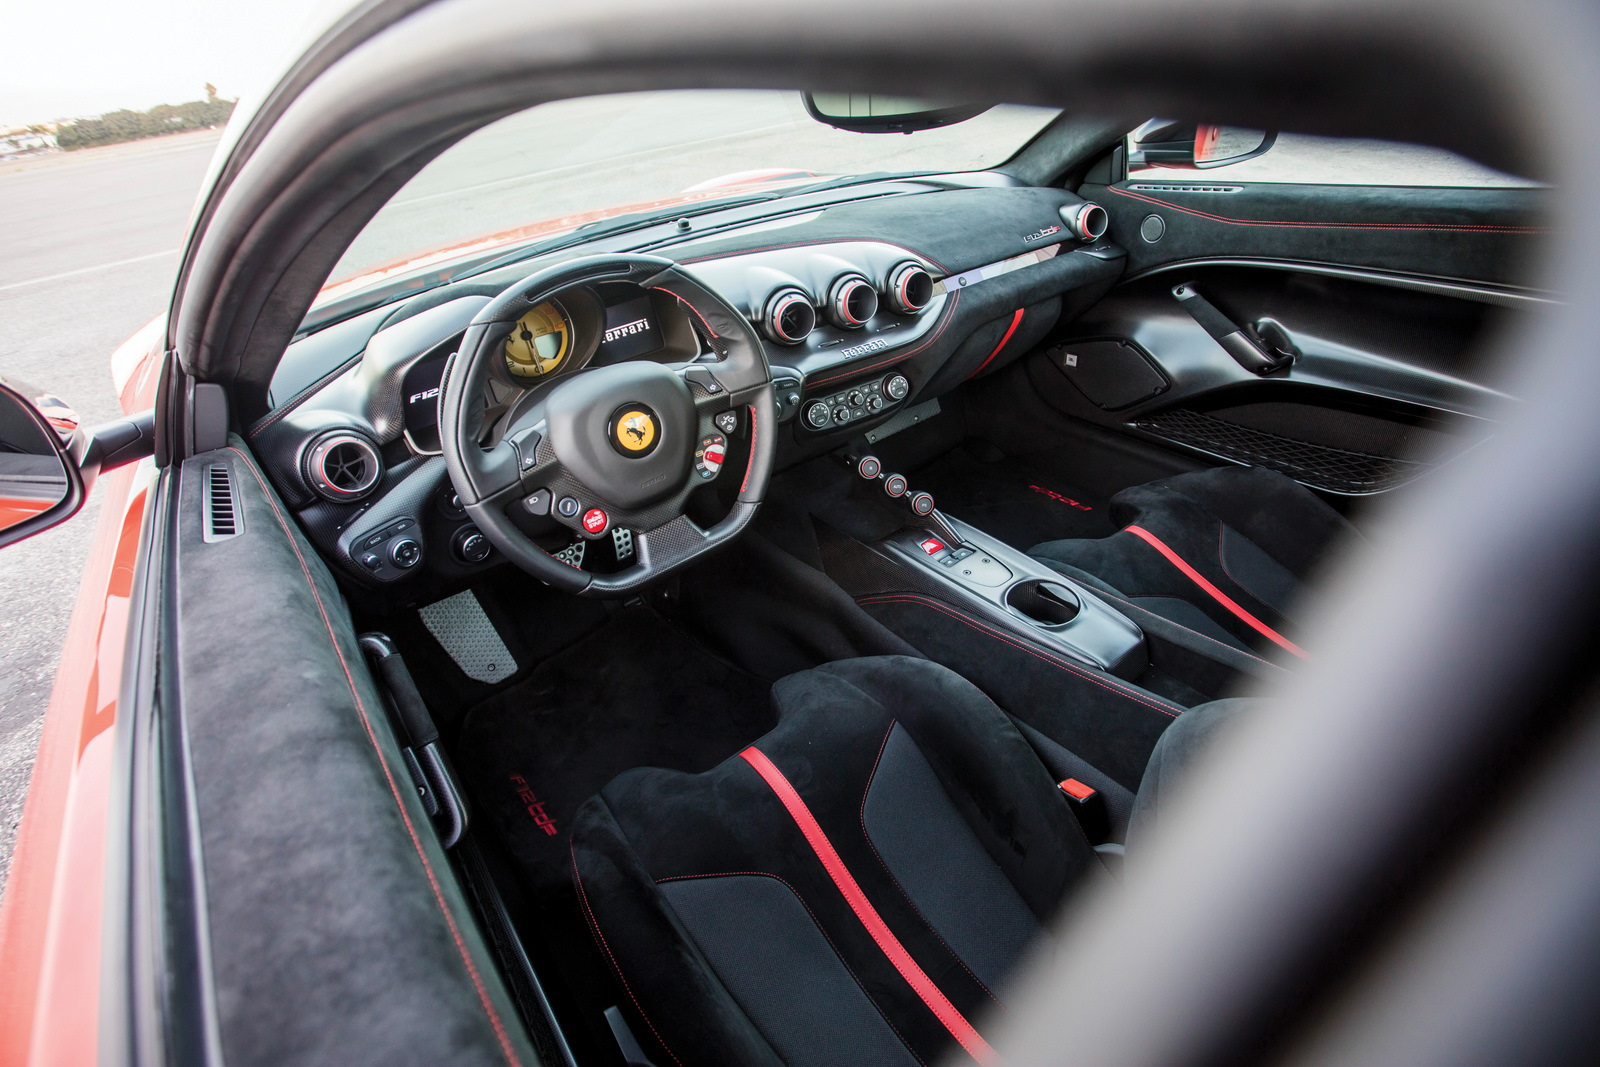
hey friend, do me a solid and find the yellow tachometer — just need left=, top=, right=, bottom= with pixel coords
left=504, top=301, right=571, bottom=378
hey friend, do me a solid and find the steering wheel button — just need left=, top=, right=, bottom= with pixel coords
left=523, top=488, right=552, bottom=516
left=582, top=508, right=609, bottom=534
left=556, top=495, right=580, bottom=518
left=714, top=410, right=738, bottom=434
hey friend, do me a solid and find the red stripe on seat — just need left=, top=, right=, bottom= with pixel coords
left=739, top=747, right=997, bottom=1064
left=1125, top=524, right=1309, bottom=659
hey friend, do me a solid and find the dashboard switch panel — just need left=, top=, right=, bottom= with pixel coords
left=802, top=375, right=903, bottom=433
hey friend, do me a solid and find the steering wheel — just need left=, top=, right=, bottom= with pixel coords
left=440, top=254, right=777, bottom=596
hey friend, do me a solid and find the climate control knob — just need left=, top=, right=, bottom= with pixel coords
left=832, top=407, right=851, bottom=425
left=805, top=401, right=831, bottom=428
left=883, top=374, right=910, bottom=400
left=453, top=526, right=492, bottom=564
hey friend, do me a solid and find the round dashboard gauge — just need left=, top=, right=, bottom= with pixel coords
left=504, top=301, right=572, bottom=378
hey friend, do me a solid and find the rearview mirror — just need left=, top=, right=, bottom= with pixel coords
left=0, top=381, right=85, bottom=549
left=1130, top=120, right=1277, bottom=170
left=802, top=93, right=994, bottom=134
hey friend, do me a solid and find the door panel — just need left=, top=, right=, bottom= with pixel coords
left=166, top=441, right=530, bottom=1066
left=1034, top=169, right=1547, bottom=499
left=1082, top=178, right=1548, bottom=286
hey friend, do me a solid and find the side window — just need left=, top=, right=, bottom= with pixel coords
left=1125, top=120, right=1541, bottom=188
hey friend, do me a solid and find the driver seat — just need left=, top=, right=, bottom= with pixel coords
left=570, top=656, right=1236, bottom=1065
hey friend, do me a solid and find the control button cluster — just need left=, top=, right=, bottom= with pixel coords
left=351, top=516, right=424, bottom=577
left=802, top=373, right=910, bottom=431
left=695, top=433, right=728, bottom=480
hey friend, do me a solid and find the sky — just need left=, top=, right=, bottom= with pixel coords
left=0, top=0, right=348, bottom=128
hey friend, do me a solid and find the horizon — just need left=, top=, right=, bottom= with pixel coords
left=0, top=0, right=344, bottom=130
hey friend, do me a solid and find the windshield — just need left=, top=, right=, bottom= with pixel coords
left=323, top=90, right=1059, bottom=301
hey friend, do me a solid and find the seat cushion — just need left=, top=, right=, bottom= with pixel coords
left=569, top=656, right=1101, bottom=1066
left=1030, top=466, right=1355, bottom=658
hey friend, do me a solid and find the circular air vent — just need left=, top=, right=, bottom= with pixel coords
left=826, top=275, right=878, bottom=329
left=304, top=432, right=382, bottom=502
left=1061, top=201, right=1109, bottom=242
left=762, top=287, right=817, bottom=345
left=886, top=262, right=934, bottom=314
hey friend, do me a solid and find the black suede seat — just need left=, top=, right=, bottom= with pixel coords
left=569, top=656, right=1239, bottom=1066
left=1029, top=465, right=1356, bottom=660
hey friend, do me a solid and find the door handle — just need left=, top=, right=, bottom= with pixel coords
left=1172, top=282, right=1292, bottom=375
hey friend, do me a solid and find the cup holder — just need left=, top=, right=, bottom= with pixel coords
left=1005, top=579, right=1081, bottom=627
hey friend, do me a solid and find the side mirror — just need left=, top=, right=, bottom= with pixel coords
left=0, top=381, right=85, bottom=549
left=802, top=92, right=994, bottom=134
left=1130, top=120, right=1277, bottom=170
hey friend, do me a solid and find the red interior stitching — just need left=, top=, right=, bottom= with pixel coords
left=741, top=747, right=997, bottom=1064
left=1108, top=184, right=1547, bottom=234
left=1125, top=524, right=1309, bottom=659
left=572, top=843, right=683, bottom=1067
left=681, top=238, right=949, bottom=274
left=810, top=289, right=961, bottom=387
left=225, top=448, right=521, bottom=1067
left=854, top=593, right=1183, bottom=719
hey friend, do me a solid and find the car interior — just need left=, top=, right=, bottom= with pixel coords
left=160, top=86, right=1546, bottom=1067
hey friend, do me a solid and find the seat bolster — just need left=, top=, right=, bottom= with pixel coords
left=570, top=796, right=784, bottom=1067
left=779, top=657, right=1102, bottom=921
left=1128, top=697, right=1258, bottom=847
left=1137, top=465, right=1357, bottom=576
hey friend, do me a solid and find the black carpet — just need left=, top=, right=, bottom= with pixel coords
left=911, top=442, right=1115, bottom=550
left=455, top=607, right=777, bottom=1064
left=457, top=607, right=775, bottom=894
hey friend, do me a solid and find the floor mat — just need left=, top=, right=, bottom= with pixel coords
left=911, top=442, right=1116, bottom=550
left=456, top=607, right=775, bottom=894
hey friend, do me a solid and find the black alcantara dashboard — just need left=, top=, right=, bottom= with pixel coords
left=248, top=181, right=1122, bottom=599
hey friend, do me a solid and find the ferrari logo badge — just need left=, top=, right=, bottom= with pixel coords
left=613, top=408, right=657, bottom=455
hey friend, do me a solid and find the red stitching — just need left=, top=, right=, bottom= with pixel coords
left=225, top=448, right=521, bottom=1067
left=854, top=593, right=1183, bottom=720
left=1108, top=184, right=1547, bottom=234
left=965, top=308, right=1024, bottom=381
left=572, top=843, right=683, bottom=1067
left=740, top=405, right=759, bottom=494
left=654, top=870, right=929, bottom=1066
left=649, top=286, right=718, bottom=338
left=859, top=721, right=1005, bottom=1010
left=810, top=289, right=961, bottom=388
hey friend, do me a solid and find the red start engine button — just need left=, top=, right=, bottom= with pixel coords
left=919, top=537, right=945, bottom=555
left=582, top=508, right=608, bottom=534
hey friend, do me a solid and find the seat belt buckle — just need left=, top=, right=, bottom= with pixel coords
left=1058, top=778, right=1108, bottom=842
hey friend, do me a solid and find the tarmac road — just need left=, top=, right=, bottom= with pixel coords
left=0, top=131, right=220, bottom=888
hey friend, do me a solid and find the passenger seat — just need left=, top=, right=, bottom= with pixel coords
left=1029, top=466, right=1356, bottom=660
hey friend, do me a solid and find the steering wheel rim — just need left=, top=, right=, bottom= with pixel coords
left=439, top=253, right=777, bottom=596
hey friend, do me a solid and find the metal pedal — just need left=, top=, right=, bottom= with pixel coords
left=417, top=589, right=517, bottom=683
left=612, top=527, right=634, bottom=562
left=553, top=540, right=585, bottom=568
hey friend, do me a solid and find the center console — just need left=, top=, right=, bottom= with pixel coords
left=844, top=454, right=1148, bottom=679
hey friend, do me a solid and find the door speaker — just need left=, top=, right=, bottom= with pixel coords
left=1050, top=339, right=1169, bottom=410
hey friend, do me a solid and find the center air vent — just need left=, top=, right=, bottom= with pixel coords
left=304, top=431, right=382, bottom=502
left=826, top=274, right=878, bottom=329
left=762, top=287, right=816, bottom=345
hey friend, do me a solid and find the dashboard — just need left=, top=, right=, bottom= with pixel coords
left=248, top=180, right=1126, bottom=598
